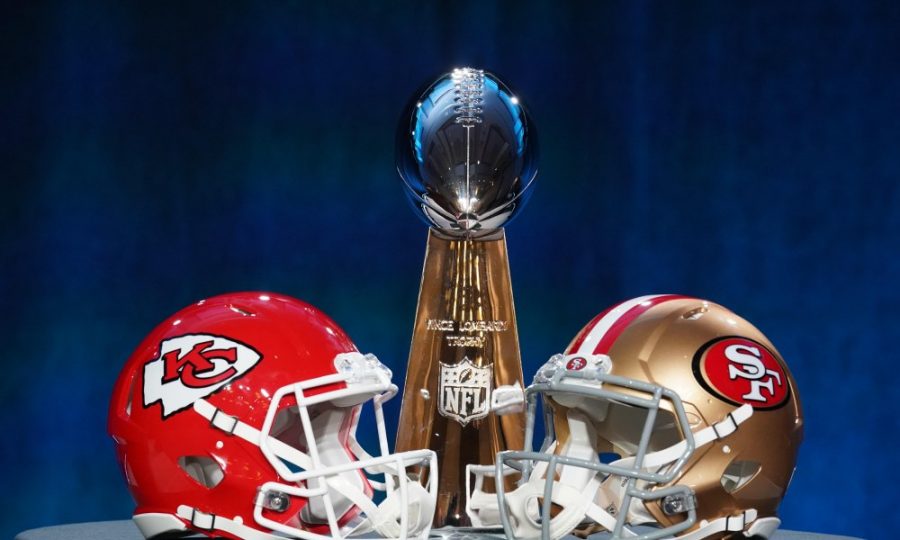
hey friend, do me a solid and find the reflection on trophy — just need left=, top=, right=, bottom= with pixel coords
left=394, top=67, right=539, bottom=528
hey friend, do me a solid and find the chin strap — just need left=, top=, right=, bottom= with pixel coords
left=196, top=398, right=316, bottom=468
left=191, top=399, right=435, bottom=540
left=176, top=506, right=284, bottom=540
left=595, top=404, right=757, bottom=540
left=351, top=481, right=435, bottom=538
left=597, top=404, right=753, bottom=530
left=672, top=509, right=758, bottom=540
left=504, top=471, right=608, bottom=540
left=607, top=404, right=753, bottom=473
left=466, top=463, right=511, bottom=528
left=469, top=404, right=759, bottom=540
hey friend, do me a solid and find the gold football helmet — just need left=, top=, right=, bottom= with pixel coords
left=467, top=295, right=803, bottom=540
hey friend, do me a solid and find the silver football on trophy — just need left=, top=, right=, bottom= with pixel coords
left=396, top=67, right=539, bottom=236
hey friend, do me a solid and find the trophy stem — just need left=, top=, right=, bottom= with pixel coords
left=395, top=228, right=525, bottom=528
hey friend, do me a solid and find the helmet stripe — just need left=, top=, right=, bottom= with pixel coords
left=570, top=295, right=692, bottom=355
left=565, top=304, right=619, bottom=353
left=567, top=295, right=663, bottom=354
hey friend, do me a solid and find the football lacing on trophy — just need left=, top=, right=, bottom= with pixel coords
left=452, top=68, right=485, bottom=125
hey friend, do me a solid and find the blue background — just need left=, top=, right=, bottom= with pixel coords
left=2, top=2, right=897, bottom=539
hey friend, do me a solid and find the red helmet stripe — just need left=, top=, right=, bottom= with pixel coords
left=569, top=295, right=693, bottom=356
left=566, top=304, right=617, bottom=353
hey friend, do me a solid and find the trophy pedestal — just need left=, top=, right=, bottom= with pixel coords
left=395, top=229, right=526, bottom=528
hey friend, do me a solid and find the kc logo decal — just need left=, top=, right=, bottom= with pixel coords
left=693, top=336, right=789, bottom=409
left=144, top=334, right=262, bottom=417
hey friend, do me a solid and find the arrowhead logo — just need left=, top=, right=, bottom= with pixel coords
left=143, top=334, right=262, bottom=417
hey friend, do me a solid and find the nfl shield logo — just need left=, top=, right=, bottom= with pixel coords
left=438, top=357, right=493, bottom=425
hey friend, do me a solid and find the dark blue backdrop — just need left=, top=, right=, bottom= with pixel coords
left=2, top=2, right=897, bottom=538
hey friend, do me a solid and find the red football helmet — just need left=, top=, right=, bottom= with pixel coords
left=109, top=292, right=437, bottom=540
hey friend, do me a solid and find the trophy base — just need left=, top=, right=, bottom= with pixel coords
left=395, top=228, right=527, bottom=529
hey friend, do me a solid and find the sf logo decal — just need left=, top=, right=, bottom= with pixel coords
left=694, top=337, right=789, bottom=409
left=144, top=334, right=262, bottom=417
left=723, top=343, right=783, bottom=402
left=565, top=356, right=588, bottom=370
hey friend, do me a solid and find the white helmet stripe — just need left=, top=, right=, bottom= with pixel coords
left=573, top=294, right=667, bottom=355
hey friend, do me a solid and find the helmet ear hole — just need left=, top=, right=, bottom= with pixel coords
left=178, top=455, right=225, bottom=488
left=720, top=460, right=761, bottom=493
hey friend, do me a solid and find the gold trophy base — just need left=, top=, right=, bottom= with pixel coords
left=395, top=228, right=525, bottom=528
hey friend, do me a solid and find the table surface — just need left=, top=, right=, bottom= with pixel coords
left=14, top=521, right=865, bottom=540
